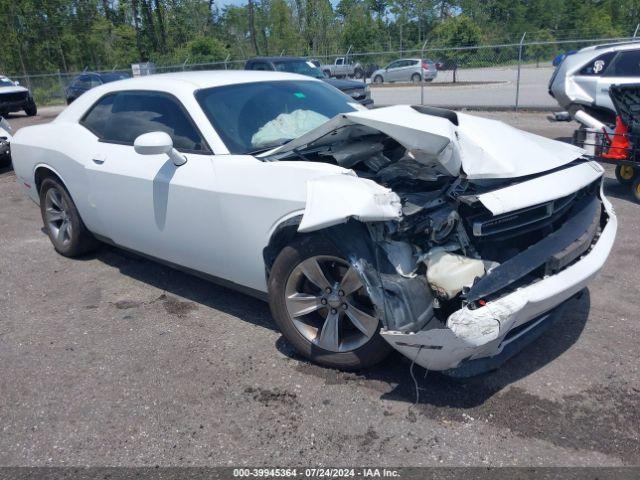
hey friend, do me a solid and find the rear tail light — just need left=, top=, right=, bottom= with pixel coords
left=422, top=62, right=430, bottom=70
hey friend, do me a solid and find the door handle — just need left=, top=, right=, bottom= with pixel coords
left=92, top=154, right=106, bottom=165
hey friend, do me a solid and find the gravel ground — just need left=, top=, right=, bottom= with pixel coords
left=1, top=108, right=639, bottom=467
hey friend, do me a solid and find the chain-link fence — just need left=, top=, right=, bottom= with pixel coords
left=8, top=33, right=640, bottom=110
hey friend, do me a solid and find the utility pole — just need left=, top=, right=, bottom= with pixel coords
left=515, top=32, right=526, bottom=112
left=420, top=38, right=429, bottom=105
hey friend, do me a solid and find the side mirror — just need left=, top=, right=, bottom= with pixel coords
left=14, top=81, right=20, bottom=86
left=134, top=131, right=187, bottom=166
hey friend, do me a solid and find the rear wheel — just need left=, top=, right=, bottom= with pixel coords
left=268, top=235, right=391, bottom=370
left=39, top=177, right=99, bottom=257
left=411, top=73, right=422, bottom=83
left=615, top=164, right=636, bottom=185
left=354, top=67, right=364, bottom=79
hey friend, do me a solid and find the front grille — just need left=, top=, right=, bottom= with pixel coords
left=471, top=191, right=576, bottom=238
left=0, top=91, right=28, bottom=103
left=461, top=180, right=601, bottom=265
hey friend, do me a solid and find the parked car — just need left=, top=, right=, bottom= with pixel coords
left=549, top=41, right=640, bottom=124
left=0, top=75, right=37, bottom=117
left=245, top=57, right=372, bottom=107
left=65, top=71, right=130, bottom=104
left=0, top=115, right=12, bottom=166
left=371, top=58, right=437, bottom=84
left=321, top=57, right=365, bottom=79
left=11, top=71, right=616, bottom=375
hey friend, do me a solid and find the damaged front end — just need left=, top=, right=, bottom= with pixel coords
left=266, top=106, right=617, bottom=375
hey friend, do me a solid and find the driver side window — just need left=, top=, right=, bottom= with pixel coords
left=81, top=91, right=209, bottom=153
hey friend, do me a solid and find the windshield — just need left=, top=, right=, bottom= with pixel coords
left=196, top=80, right=358, bottom=154
left=272, top=60, right=326, bottom=79
left=102, top=73, right=130, bottom=83
left=0, top=77, right=16, bottom=87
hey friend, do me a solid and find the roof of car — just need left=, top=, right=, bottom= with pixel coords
left=55, top=70, right=320, bottom=124
left=580, top=40, right=640, bottom=53
left=101, top=70, right=317, bottom=90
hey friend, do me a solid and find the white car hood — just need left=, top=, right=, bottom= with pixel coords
left=265, top=105, right=584, bottom=180
left=0, top=85, right=29, bottom=95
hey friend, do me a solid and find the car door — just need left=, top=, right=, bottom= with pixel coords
left=385, top=61, right=402, bottom=81
left=597, top=49, right=640, bottom=111
left=82, top=90, right=227, bottom=276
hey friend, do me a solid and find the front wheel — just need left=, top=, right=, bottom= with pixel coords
left=373, top=75, right=383, bottom=84
left=39, top=178, right=99, bottom=257
left=268, top=235, right=391, bottom=370
left=24, top=99, right=37, bottom=117
left=615, top=164, right=636, bottom=185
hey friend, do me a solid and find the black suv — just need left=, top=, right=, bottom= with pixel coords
left=65, top=72, right=130, bottom=104
left=245, top=57, right=373, bottom=107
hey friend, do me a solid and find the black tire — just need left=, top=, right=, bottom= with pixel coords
left=373, top=75, right=383, bottom=84
left=411, top=73, right=422, bottom=83
left=632, top=177, right=640, bottom=204
left=354, top=67, right=364, bottom=79
left=24, top=99, right=37, bottom=117
left=615, top=164, right=636, bottom=185
left=268, top=235, right=391, bottom=370
left=39, top=177, right=99, bottom=257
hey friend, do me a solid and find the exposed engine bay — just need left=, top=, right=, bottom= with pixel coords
left=263, top=106, right=613, bottom=373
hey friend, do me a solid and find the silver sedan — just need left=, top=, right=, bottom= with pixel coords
left=372, top=58, right=438, bottom=84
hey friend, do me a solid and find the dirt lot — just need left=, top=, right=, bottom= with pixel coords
left=1, top=108, right=639, bottom=467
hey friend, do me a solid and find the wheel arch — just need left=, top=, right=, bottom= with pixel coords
left=263, top=214, right=304, bottom=276
left=34, top=164, right=68, bottom=194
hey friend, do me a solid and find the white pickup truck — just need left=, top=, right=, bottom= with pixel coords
left=321, top=57, right=364, bottom=79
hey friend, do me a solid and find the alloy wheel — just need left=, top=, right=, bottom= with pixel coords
left=44, top=187, right=73, bottom=247
left=284, top=255, right=379, bottom=353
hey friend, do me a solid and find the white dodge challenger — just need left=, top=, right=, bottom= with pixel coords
left=11, top=71, right=617, bottom=375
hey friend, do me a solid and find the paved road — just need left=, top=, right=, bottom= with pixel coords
left=371, top=65, right=557, bottom=108
left=1, top=110, right=639, bottom=467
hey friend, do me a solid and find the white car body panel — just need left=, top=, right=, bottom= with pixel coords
left=298, top=174, right=403, bottom=233
left=476, top=161, right=603, bottom=215
left=11, top=71, right=616, bottom=373
left=0, top=85, right=29, bottom=95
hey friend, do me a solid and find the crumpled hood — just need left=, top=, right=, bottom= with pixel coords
left=265, top=105, right=584, bottom=180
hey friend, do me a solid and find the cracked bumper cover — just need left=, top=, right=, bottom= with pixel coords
left=380, top=189, right=617, bottom=372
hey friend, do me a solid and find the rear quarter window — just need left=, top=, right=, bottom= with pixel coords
left=579, top=52, right=616, bottom=76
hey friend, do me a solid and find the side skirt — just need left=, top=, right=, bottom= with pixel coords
left=93, top=233, right=270, bottom=302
